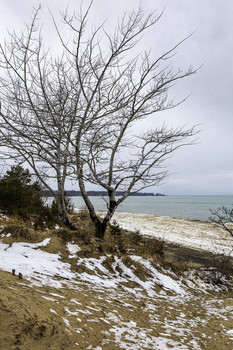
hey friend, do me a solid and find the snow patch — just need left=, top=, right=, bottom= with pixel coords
left=0, top=238, right=76, bottom=288
left=67, top=242, right=81, bottom=258
left=131, top=256, right=185, bottom=295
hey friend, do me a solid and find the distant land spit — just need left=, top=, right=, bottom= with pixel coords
left=42, top=190, right=166, bottom=197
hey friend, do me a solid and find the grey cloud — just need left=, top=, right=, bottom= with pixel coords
left=1, top=0, right=232, bottom=194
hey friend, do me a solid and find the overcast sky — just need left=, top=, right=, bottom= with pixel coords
left=1, top=0, right=233, bottom=195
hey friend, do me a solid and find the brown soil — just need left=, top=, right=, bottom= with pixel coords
left=0, top=272, right=72, bottom=350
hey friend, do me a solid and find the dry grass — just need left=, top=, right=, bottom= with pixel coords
left=58, top=212, right=167, bottom=265
left=0, top=224, right=39, bottom=241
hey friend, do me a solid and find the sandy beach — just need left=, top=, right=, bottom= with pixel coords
left=110, top=212, right=233, bottom=257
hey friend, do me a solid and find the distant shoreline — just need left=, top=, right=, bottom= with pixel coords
left=42, top=190, right=166, bottom=197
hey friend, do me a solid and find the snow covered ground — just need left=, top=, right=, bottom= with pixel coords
left=0, top=237, right=184, bottom=295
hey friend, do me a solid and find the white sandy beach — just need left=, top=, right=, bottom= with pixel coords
left=110, top=212, right=233, bottom=257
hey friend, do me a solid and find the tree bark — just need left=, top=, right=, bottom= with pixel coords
left=55, top=194, right=76, bottom=230
left=94, top=200, right=117, bottom=239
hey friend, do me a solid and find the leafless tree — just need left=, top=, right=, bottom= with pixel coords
left=0, top=3, right=198, bottom=237
left=0, top=7, right=78, bottom=228
left=209, top=207, right=233, bottom=277
left=57, top=4, right=198, bottom=237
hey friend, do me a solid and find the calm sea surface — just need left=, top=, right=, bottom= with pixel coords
left=70, top=195, right=233, bottom=221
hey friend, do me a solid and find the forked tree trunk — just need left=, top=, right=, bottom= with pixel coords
left=92, top=203, right=117, bottom=239
left=77, top=161, right=118, bottom=238
left=78, top=180, right=117, bottom=238
left=85, top=207, right=110, bottom=239
left=92, top=212, right=115, bottom=239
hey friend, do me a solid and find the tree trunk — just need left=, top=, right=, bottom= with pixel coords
left=77, top=168, right=117, bottom=238
left=56, top=193, right=77, bottom=230
left=94, top=220, right=107, bottom=239
left=94, top=202, right=117, bottom=239
left=55, top=165, right=77, bottom=230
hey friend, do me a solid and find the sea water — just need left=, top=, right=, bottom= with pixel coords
left=70, top=195, right=233, bottom=222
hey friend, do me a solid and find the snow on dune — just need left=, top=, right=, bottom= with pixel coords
left=0, top=238, right=76, bottom=287
left=1, top=217, right=233, bottom=349
left=0, top=234, right=185, bottom=296
left=1, top=211, right=232, bottom=293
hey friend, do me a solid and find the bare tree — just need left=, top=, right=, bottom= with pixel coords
left=0, top=4, right=198, bottom=237
left=0, top=7, right=77, bottom=228
left=56, top=4, right=198, bottom=238
left=210, top=207, right=233, bottom=238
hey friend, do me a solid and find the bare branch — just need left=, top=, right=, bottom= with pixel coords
left=0, top=3, right=198, bottom=237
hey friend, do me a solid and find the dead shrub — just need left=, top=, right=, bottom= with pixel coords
left=149, top=239, right=165, bottom=257
left=98, top=241, right=116, bottom=254
left=170, top=259, right=190, bottom=276
left=79, top=231, right=92, bottom=244
left=116, top=236, right=128, bottom=254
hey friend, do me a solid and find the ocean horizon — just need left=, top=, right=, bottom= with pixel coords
left=70, top=195, right=233, bottom=222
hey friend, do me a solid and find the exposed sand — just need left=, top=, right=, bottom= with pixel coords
left=1, top=266, right=233, bottom=350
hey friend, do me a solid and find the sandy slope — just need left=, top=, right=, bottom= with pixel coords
left=0, top=225, right=233, bottom=349
left=1, top=266, right=233, bottom=350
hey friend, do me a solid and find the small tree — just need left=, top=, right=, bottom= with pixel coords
left=0, top=165, right=64, bottom=228
left=209, top=207, right=233, bottom=280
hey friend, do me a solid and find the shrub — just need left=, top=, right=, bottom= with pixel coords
left=0, top=166, right=43, bottom=217
left=109, top=220, right=122, bottom=236
left=149, top=239, right=165, bottom=257
left=0, top=165, right=60, bottom=228
left=130, top=230, right=142, bottom=244
left=57, top=228, right=72, bottom=242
